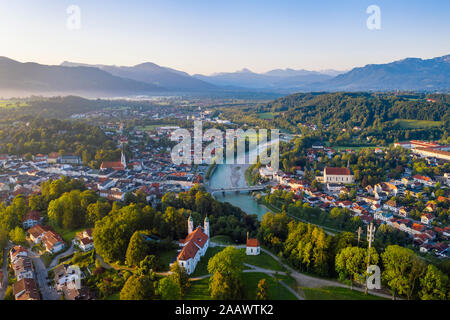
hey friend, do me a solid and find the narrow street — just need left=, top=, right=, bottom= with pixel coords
left=0, top=247, right=9, bottom=300
left=28, top=250, right=60, bottom=300
left=47, top=244, right=75, bottom=270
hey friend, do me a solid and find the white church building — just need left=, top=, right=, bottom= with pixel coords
left=176, top=215, right=210, bottom=275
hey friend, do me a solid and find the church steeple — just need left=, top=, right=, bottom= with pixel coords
left=204, top=215, right=210, bottom=237
left=188, top=214, right=194, bottom=234
left=121, top=146, right=126, bottom=168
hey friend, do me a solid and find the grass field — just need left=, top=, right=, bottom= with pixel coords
left=50, top=224, right=88, bottom=243
left=392, top=119, right=443, bottom=129
left=190, top=247, right=225, bottom=277
left=300, top=286, right=385, bottom=300
left=210, top=235, right=234, bottom=245
left=258, top=112, right=280, bottom=119
left=185, top=278, right=211, bottom=300
left=158, top=249, right=178, bottom=271
left=0, top=100, right=29, bottom=109
left=104, top=292, right=120, bottom=300
left=333, top=146, right=377, bottom=151
left=185, top=273, right=298, bottom=300
left=242, top=272, right=297, bottom=300
left=241, top=249, right=286, bottom=272
left=135, top=124, right=170, bottom=131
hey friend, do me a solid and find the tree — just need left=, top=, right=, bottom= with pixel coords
left=335, top=246, right=379, bottom=290
left=209, top=271, right=245, bottom=300
left=158, top=276, right=181, bottom=300
left=208, top=247, right=245, bottom=300
left=9, top=226, right=26, bottom=245
left=381, top=245, right=425, bottom=300
left=169, top=262, right=190, bottom=296
left=126, top=230, right=151, bottom=267
left=207, top=247, right=245, bottom=277
left=138, top=255, right=159, bottom=275
left=256, top=278, right=269, bottom=300
left=120, top=275, right=155, bottom=300
left=420, top=265, right=448, bottom=300
left=0, top=227, right=8, bottom=250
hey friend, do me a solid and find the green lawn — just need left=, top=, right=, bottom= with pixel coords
left=242, top=249, right=286, bottom=272
left=258, top=112, right=280, bottom=120
left=158, top=249, right=179, bottom=271
left=191, top=247, right=224, bottom=277
left=393, top=119, right=443, bottom=129
left=210, top=235, right=234, bottom=245
left=50, top=224, right=89, bottom=243
left=242, top=272, right=297, bottom=300
left=185, top=278, right=211, bottom=300
left=104, top=292, right=120, bottom=300
left=185, top=273, right=298, bottom=300
left=135, top=124, right=171, bottom=131
left=0, top=100, right=29, bottom=109
left=300, top=286, right=386, bottom=300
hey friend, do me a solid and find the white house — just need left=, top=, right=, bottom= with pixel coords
left=246, top=235, right=260, bottom=256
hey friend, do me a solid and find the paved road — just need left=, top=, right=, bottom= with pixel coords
left=48, top=244, right=75, bottom=270
left=0, top=247, right=9, bottom=299
left=28, top=250, right=60, bottom=300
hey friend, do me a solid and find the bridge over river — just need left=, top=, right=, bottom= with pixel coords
left=208, top=185, right=267, bottom=196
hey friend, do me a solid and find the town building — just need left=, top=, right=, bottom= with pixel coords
left=176, top=215, right=210, bottom=275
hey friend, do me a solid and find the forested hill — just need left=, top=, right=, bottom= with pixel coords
left=258, top=92, right=450, bottom=128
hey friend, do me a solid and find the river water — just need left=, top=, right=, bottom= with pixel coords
left=208, top=139, right=281, bottom=219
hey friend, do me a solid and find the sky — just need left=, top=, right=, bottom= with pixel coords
left=0, top=0, right=449, bottom=75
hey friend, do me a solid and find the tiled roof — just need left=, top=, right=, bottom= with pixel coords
left=184, top=227, right=208, bottom=249
left=246, top=238, right=260, bottom=247
left=325, top=167, right=352, bottom=175
left=177, top=240, right=199, bottom=261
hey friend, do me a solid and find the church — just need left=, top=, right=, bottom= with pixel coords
left=176, top=215, right=210, bottom=275
left=100, top=150, right=127, bottom=171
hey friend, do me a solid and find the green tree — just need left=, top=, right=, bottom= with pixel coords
left=207, top=246, right=245, bottom=277
left=169, top=262, right=190, bottom=296
left=120, top=275, right=155, bottom=300
left=381, top=245, right=426, bottom=300
left=420, top=265, right=448, bottom=300
left=158, top=276, right=181, bottom=300
left=9, top=226, right=26, bottom=245
left=126, top=230, right=151, bottom=267
left=256, top=278, right=269, bottom=300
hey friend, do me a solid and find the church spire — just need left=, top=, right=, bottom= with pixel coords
left=121, top=145, right=126, bottom=168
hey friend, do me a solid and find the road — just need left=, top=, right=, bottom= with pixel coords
left=28, top=250, right=60, bottom=300
left=47, top=244, right=75, bottom=270
left=0, top=247, right=9, bottom=299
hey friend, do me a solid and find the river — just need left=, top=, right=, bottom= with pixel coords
left=208, top=138, right=283, bottom=220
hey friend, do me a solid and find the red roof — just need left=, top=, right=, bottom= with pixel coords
left=184, top=227, right=208, bottom=249
left=324, top=167, right=351, bottom=175
left=177, top=240, right=199, bottom=261
left=23, top=211, right=41, bottom=222
left=100, top=161, right=124, bottom=170
left=246, top=238, right=260, bottom=247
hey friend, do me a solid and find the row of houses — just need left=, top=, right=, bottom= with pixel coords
left=9, top=246, right=40, bottom=300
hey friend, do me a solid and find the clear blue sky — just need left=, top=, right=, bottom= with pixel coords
left=0, top=0, right=449, bottom=74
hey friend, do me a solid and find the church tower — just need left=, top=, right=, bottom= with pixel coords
left=121, top=148, right=127, bottom=169
left=204, top=215, right=210, bottom=237
left=188, top=214, right=194, bottom=234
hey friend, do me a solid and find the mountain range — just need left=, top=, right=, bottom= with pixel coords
left=0, top=54, right=448, bottom=97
